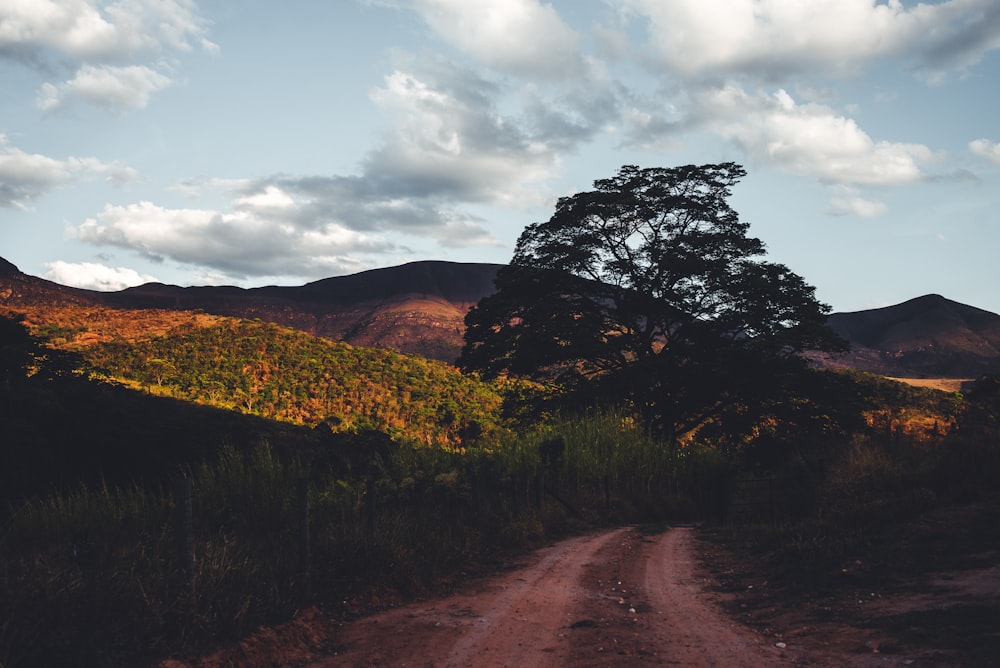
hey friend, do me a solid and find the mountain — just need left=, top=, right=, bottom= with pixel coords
left=0, top=258, right=501, bottom=362
left=4, top=257, right=1000, bottom=376
left=0, top=256, right=98, bottom=307
left=810, top=294, right=1000, bottom=378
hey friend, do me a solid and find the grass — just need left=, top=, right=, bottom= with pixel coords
left=886, top=377, right=974, bottom=393
left=715, top=419, right=1000, bottom=596
left=3, top=350, right=995, bottom=667
left=0, top=411, right=726, bottom=667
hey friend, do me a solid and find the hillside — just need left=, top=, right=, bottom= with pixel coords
left=810, top=294, right=1000, bottom=378
left=5, top=256, right=1000, bottom=377
left=0, top=258, right=501, bottom=362
left=82, top=318, right=503, bottom=448
left=0, top=256, right=98, bottom=307
left=0, top=307, right=504, bottom=506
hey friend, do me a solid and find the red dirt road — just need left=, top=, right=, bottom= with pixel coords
left=313, top=526, right=788, bottom=667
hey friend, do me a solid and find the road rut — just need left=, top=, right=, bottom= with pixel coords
left=313, top=526, right=787, bottom=667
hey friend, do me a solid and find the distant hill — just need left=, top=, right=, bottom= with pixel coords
left=5, top=257, right=1000, bottom=376
left=0, top=256, right=98, bottom=307
left=809, top=294, right=1000, bottom=378
left=0, top=258, right=501, bottom=362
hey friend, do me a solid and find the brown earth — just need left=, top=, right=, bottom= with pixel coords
left=303, top=526, right=786, bottom=667
left=703, top=502, right=1000, bottom=668
left=161, top=504, right=1000, bottom=667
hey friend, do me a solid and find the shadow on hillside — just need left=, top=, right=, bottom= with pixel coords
left=1, top=364, right=318, bottom=515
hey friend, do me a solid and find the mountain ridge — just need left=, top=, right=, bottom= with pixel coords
left=813, top=294, right=1000, bottom=378
left=0, top=257, right=502, bottom=362
left=2, top=256, right=999, bottom=376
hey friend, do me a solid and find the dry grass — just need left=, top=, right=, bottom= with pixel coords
left=886, top=377, right=973, bottom=393
left=2, top=304, right=226, bottom=347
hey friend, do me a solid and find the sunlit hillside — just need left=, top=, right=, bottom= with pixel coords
left=83, top=317, right=504, bottom=447
left=1, top=303, right=505, bottom=449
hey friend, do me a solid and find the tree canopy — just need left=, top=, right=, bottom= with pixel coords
left=459, top=163, right=845, bottom=441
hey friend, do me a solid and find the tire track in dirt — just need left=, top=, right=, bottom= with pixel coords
left=310, top=526, right=787, bottom=667
left=314, top=528, right=629, bottom=667
left=441, top=528, right=630, bottom=667
left=637, top=527, right=786, bottom=666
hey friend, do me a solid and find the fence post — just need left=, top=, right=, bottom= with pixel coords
left=297, top=477, right=311, bottom=600
left=174, top=475, right=195, bottom=604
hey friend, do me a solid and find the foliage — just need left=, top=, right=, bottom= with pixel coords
left=0, top=311, right=84, bottom=383
left=83, top=318, right=503, bottom=448
left=0, top=315, right=340, bottom=511
left=0, top=412, right=728, bottom=667
left=958, top=374, right=1000, bottom=433
left=460, top=163, right=844, bottom=441
left=3, top=310, right=998, bottom=667
left=718, top=380, right=999, bottom=583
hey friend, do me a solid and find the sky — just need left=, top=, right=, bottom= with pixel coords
left=1, top=0, right=999, bottom=316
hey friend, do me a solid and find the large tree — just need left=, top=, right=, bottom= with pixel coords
left=459, top=163, right=845, bottom=441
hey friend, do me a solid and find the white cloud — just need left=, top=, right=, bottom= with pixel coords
left=693, top=86, right=933, bottom=186
left=38, top=64, right=172, bottom=113
left=969, top=138, right=1000, bottom=164
left=617, top=0, right=1000, bottom=81
left=826, top=192, right=889, bottom=218
left=366, top=65, right=559, bottom=206
left=169, top=177, right=251, bottom=200
left=381, top=0, right=584, bottom=78
left=0, top=0, right=214, bottom=61
left=68, top=149, right=513, bottom=281
left=2, top=0, right=214, bottom=113
left=42, top=260, right=158, bottom=291
left=0, top=134, right=137, bottom=208
left=72, top=198, right=399, bottom=281
left=233, top=185, right=297, bottom=212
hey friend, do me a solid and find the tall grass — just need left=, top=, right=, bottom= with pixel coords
left=722, top=425, right=1000, bottom=581
left=14, top=411, right=990, bottom=667
left=1, top=414, right=729, bottom=667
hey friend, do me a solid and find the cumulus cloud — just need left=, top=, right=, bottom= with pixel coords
left=0, top=0, right=214, bottom=61
left=826, top=190, right=889, bottom=218
left=69, top=144, right=513, bottom=281
left=969, top=138, right=1000, bottom=164
left=364, top=60, right=565, bottom=207
left=617, top=0, right=1000, bottom=81
left=2, top=0, right=214, bottom=113
left=72, top=198, right=398, bottom=280
left=377, top=0, right=584, bottom=78
left=690, top=86, right=934, bottom=186
left=0, top=134, right=137, bottom=209
left=43, top=260, right=159, bottom=291
left=68, top=55, right=542, bottom=281
left=37, top=63, right=172, bottom=113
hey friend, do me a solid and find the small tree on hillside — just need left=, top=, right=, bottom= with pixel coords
left=459, top=163, right=845, bottom=442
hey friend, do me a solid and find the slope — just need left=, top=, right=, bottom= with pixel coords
left=0, top=257, right=501, bottom=362
left=813, top=294, right=1000, bottom=378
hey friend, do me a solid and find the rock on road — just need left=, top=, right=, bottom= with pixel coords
left=313, top=526, right=788, bottom=667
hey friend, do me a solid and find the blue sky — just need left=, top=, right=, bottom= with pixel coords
left=1, top=0, right=999, bottom=315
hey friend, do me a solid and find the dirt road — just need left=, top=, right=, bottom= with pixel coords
left=313, top=526, right=787, bottom=667
left=167, top=503, right=1000, bottom=667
